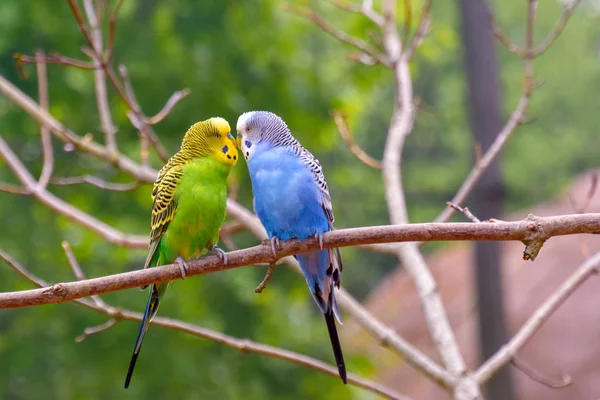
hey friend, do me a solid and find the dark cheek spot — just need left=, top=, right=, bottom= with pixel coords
left=245, top=151, right=249, bottom=159
left=221, top=145, right=229, bottom=153
left=245, top=140, right=252, bottom=149
left=233, top=155, right=237, bottom=160
left=227, top=155, right=232, bottom=159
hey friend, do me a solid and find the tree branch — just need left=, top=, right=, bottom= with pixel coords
left=331, top=110, right=382, bottom=169
left=0, top=250, right=409, bottom=400
left=378, top=1, right=478, bottom=397
left=82, top=0, right=118, bottom=154
left=0, top=134, right=147, bottom=248
left=0, top=74, right=157, bottom=183
left=2, top=212, right=599, bottom=308
left=35, top=50, right=54, bottom=189
left=474, top=250, right=600, bottom=384
left=282, top=3, right=391, bottom=67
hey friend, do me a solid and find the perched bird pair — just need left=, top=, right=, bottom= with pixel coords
left=124, top=111, right=346, bottom=389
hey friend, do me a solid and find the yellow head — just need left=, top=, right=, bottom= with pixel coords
left=181, top=117, right=238, bottom=166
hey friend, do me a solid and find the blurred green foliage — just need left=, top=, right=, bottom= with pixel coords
left=0, top=0, right=598, bottom=399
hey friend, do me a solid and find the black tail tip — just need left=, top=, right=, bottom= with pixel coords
left=124, top=352, right=139, bottom=389
left=339, top=367, right=348, bottom=384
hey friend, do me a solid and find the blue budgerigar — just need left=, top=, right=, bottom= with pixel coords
left=236, top=111, right=346, bottom=383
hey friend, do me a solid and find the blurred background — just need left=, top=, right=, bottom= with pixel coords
left=0, top=0, right=599, bottom=399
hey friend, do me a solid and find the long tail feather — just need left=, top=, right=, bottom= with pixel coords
left=124, top=285, right=160, bottom=389
left=324, top=306, right=347, bottom=384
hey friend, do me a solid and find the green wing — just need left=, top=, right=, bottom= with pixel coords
left=143, top=163, right=185, bottom=269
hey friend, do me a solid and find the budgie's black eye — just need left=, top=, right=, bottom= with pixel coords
left=246, top=128, right=250, bottom=133
left=215, top=133, right=222, bottom=139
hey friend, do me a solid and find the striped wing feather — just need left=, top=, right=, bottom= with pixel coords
left=143, top=164, right=184, bottom=269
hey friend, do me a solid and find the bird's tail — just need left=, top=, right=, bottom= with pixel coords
left=324, top=291, right=347, bottom=384
left=124, top=284, right=161, bottom=389
left=297, top=249, right=346, bottom=384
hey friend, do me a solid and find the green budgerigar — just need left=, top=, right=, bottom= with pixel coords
left=124, top=117, right=238, bottom=388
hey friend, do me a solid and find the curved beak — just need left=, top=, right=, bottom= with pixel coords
left=235, top=133, right=243, bottom=150
left=223, top=135, right=238, bottom=164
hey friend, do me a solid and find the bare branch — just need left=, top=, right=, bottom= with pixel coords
left=404, top=0, right=432, bottom=61
left=331, top=111, right=382, bottom=169
left=2, top=251, right=409, bottom=400
left=119, top=65, right=170, bottom=163
left=475, top=250, right=600, bottom=383
left=0, top=74, right=157, bottom=183
left=0, top=135, right=147, bottom=248
left=489, top=0, right=581, bottom=58
left=146, top=89, right=191, bottom=125
left=104, top=0, right=126, bottom=62
left=255, top=262, right=277, bottom=293
left=0, top=182, right=29, bottom=195
left=83, top=0, right=118, bottom=153
left=511, top=356, right=572, bottom=389
left=35, top=50, right=54, bottom=189
left=75, top=318, right=118, bottom=343
left=531, top=0, right=580, bottom=57
left=3, top=212, right=600, bottom=308
left=434, top=96, right=529, bottom=223
left=327, top=0, right=385, bottom=27
left=51, top=175, right=140, bottom=192
left=379, top=1, right=476, bottom=395
left=14, top=53, right=95, bottom=71
left=282, top=3, right=391, bottom=67
left=571, top=172, right=598, bottom=214
left=62, top=240, right=106, bottom=307
left=0, top=249, right=49, bottom=287
left=446, top=202, right=481, bottom=223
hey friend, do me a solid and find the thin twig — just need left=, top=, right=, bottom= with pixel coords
left=51, top=175, right=140, bottom=192
left=104, top=0, right=126, bottom=63
left=255, top=262, right=277, bottom=293
left=404, top=0, right=432, bottom=61
left=119, top=65, right=170, bottom=163
left=530, top=0, right=580, bottom=57
left=14, top=53, right=95, bottom=71
left=326, top=0, right=385, bottom=27
left=331, top=111, right=382, bottom=169
left=283, top=3, right=391, bottom=67
left=62, top=240, right=105, bottom=307
left=511, top=356, right=572, bottom=389
left=446, top=202, right=481, bottom=223
left=475, top=251, right=600, bottom=383
left=146, top=89, right=191, bottom=125
left=83, top=0, right=118, bottom=154
left=75, top=318, right=118, bottom=343
left=573, top=172, right=598, bottom=214
left=489, top=0, right=581, bottom=58
left=435, top=97, right=529, bottom=223
left=0, top=182, right=29, bottom=195
left=0, top=135, right=147, bottom=248
left=36, top=50, right=54, bottom=189
left=0, top=74, right=157, bottom=183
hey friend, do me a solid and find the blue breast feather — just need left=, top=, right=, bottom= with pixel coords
left=248, top=143, right=330, bottom=241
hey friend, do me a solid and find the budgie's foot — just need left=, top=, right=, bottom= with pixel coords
left=211, top=245, right=228, bottom=265
left=269, top=236, right=281, bottom=257
left=314, top=233, right=324, bottom=250
left=255, top=262, right=277, bottom=294
left=175, top=256, right=189, bottom=279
